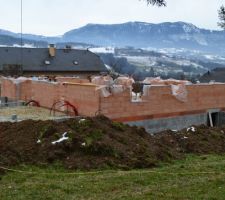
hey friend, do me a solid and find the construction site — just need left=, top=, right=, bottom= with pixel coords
left=1, top=48, right=225, bottom=200
left=1, top=75, right=225, bottom=133
left=1, top=0, right=225, bottom=199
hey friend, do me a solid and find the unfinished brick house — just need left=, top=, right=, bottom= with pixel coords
left=0, top=45, right=107, bottom=77
left=1, top=76, right=225, bottom=133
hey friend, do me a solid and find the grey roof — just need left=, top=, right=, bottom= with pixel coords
left=0, top=47, right=107, bottom=72
left=199, top=68, right=225, bottom=83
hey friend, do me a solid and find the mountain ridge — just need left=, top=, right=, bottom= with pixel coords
left=0, top=21, right=225, bottom=54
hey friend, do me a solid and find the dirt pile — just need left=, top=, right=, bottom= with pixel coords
left=0, top=116, right=225, bottom=170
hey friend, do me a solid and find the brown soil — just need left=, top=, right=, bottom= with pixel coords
left=0, top=116, right=225, bottom=171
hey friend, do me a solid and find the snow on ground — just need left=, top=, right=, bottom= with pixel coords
left=89, top=47, right=114, bottom=54
left=12, top=44, right=35, bottom=48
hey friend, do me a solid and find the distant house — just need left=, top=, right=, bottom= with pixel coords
left=0, top=45, right=108, bottom=77
left=199, top=68, right=225, bottom=83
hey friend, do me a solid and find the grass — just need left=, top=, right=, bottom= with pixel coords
left=0, top=154, right=225, bottom=200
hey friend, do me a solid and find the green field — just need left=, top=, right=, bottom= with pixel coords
left=0, top=154, right=225, bottom=200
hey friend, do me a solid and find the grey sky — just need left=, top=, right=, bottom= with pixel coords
left=0, top=0, right=224, bottom=36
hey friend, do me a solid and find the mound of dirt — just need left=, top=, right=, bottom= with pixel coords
left=0, top=116, right=225, bottom=170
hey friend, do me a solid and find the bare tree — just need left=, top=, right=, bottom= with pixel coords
left=218, top=5, right=225, bottom=29
left=146, top=1, right=224, bottom=30
left=146, top=0, right=166, bottom=6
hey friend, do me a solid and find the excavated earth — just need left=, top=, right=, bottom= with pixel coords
left=0, top=116, right=225, bottom=171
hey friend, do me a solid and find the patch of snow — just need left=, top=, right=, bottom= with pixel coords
left=193, top=36, right=208, bottom=46
left=204, top=55, right=215, bottom=60
left=13, top=43, right=35, bottom=48
left=89, top=47, right=114, bottom=54
left=182, top=23, right=200, bottom=33
left=183, top=25, right=193, bottom=33
left=52, top=132, right=69, bottom=145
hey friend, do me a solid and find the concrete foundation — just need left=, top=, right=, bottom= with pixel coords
left=127, top=111, right=225, bottom=133
left=127, top=113, right=208, bottom=133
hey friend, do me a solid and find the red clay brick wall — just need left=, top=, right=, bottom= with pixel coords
left=2, top=77, right=225, bottom=121
left=0, top=78, right=100, bottom=116
left=1, top=79, right=17, bottom=99
left=28, top=82, right=100, bottom=116
left=1, top=79, right=32, bottom=101
left=30, top=82, right=60, bottom=109
left=58, top=83, right=100, bottom=116
left=100, top=84, right=225, bottom=121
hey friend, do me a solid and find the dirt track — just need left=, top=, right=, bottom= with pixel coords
left=0, top=116, right=225, bottom=170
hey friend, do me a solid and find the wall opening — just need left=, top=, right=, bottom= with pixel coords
left=207, top=112, right=219, bottom=127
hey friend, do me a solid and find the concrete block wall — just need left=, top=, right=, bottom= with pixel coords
left=127, top=113, right=208, bottom=133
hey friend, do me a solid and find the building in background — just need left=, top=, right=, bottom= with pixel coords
left=0, top=45, right=108, bottom=77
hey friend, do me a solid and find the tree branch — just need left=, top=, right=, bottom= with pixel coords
left=146, top=0, right=166, bottom=6
left=218, top=5, right=225, bottom=29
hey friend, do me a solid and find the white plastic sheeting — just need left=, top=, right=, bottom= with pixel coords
left=100, top=86, right=111, bottom=98
left=114, top=77, right=135, bottom=88
left=111, top=85, right=124, bottom=95
left=143, top=77, right=191, bottom=86
left=94, top=76, right=134, bottom=98
left=171, top=84, right=188, bottom=102
left=91, top=76, right=114, bottom=86
left=5, top=77, right=30, bottom=85
left=143, top=85, right=151, bottom=96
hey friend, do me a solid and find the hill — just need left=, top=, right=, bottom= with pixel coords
left=200, top=68, right=225, bottom=83
left=1, top=22, right=225, bottom=54
left=63, top=22, right=225, bottom=54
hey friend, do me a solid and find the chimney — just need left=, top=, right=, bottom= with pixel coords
left=49, top=44, right=56, bottom=57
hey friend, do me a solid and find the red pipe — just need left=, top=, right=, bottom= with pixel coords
left=25, top=100, right=40, bottom=107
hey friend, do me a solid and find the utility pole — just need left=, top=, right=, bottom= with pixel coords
left=21, top=0, right=23, bottom=47
left=20, top=0, right=23, bottom=74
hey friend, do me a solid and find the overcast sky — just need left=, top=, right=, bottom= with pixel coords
left=0, top=0, right=224, bottom=36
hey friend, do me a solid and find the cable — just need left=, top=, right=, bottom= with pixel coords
left=1, top=165, right=225, bottom=176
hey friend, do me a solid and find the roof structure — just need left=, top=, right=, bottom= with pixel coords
left=0, top=47, right=107, bottom=72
